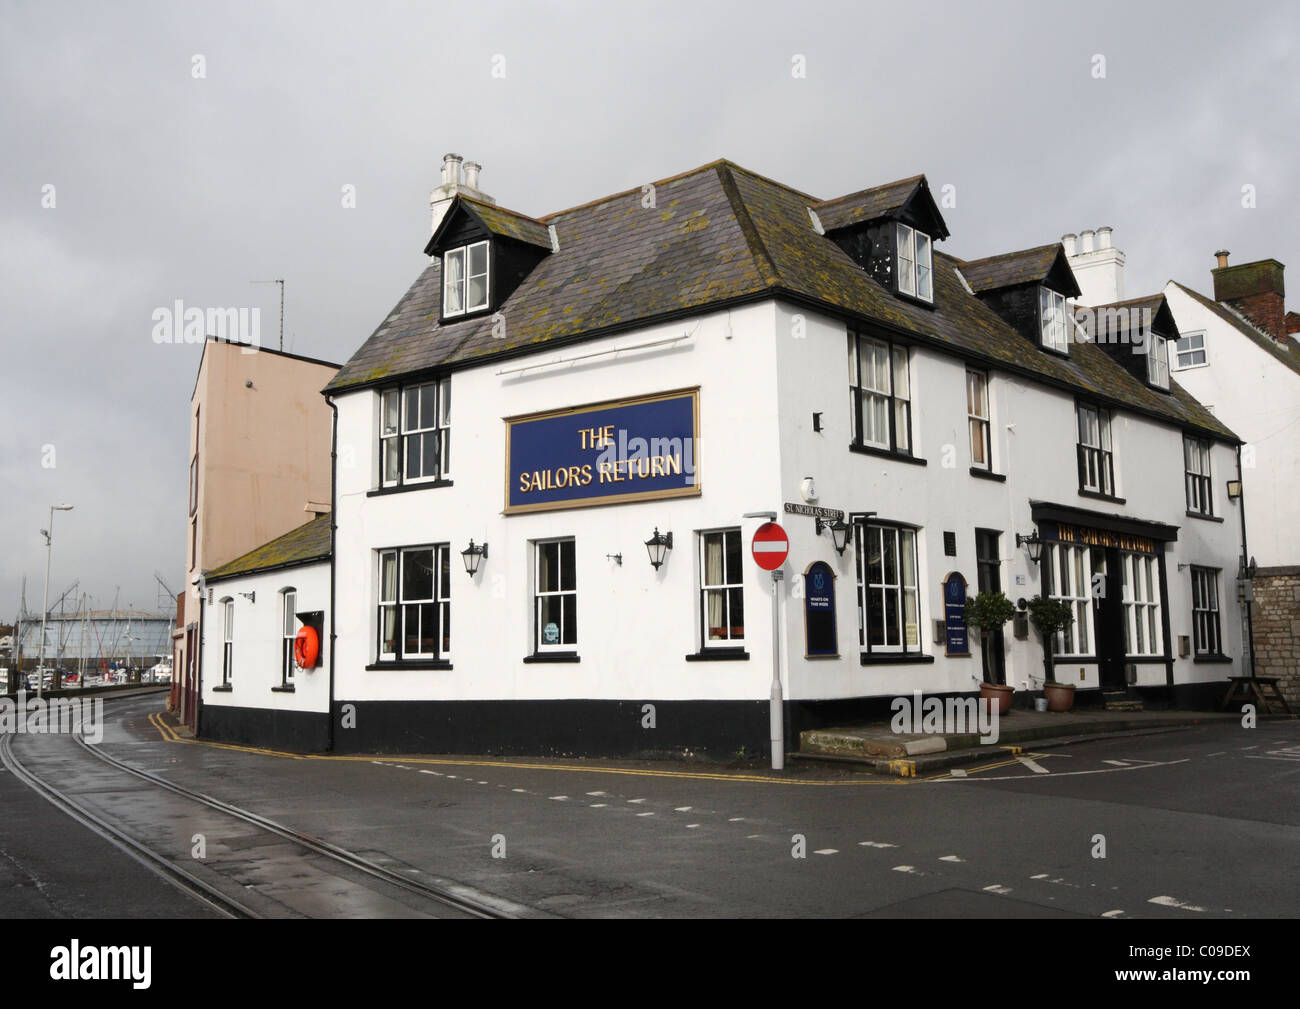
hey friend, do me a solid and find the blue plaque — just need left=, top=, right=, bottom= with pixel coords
left=944, top=572, right=969, bottom=656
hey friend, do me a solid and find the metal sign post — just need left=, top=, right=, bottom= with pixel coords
left=770, top=568, right=784, bottom=770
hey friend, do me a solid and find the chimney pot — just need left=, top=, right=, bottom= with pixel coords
left=1080, top=229, right=1096, bottom=254
left=463, top=161, right=482, bottom=191
left=442, top=153, right=463, bottom=188
left=1097, top=226, right=1113, bottom=250
left=1061, top=233, right=1077, bottom=256
left=1215, top=249, right=1230, bottom=268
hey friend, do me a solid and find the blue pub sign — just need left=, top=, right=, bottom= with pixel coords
left=943, top=572, right=970, bottom=657
left=504, top=388, right=700, bottom=514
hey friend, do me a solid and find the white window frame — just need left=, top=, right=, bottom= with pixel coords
left=281, top=588, right=296, bottom=686
left=1040, top=287, right=1069, bottom=353
left=854, top=522, right=921, bottom=655
left=1174, top=330, right=1207, bottom=370
left=1190, top=566, right=1221, bottom=656
left=1147, top=334, right=1170, bottom=389
left=221, top=598, right=234, bottom=685
left=1121, top=553, right=1163, bottom=657
left=1045, top=543, right=1095, bottom=657
left=442, top=240, right=490, bottom=318
left=1077, top=403, right=1115, bottom=496
left=380, top=379, right=451, bottom=487
left=1184, top=436, right=1213, bottom=516
left=966, top=369, right=991, bottom=470
left=534, top=538, right=577, bottom=654
left=699, top=529, right=745, bottom=648
left=375, top=546, right=451, bottom=662
left=848, top=334, right=911, bottom=454
left=895, top=223, right=933, bottom=303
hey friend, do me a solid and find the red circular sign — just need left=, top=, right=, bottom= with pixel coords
left=751, top=522, right=790, bottom=570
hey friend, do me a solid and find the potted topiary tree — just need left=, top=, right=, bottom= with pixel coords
left=964, top=591, right=1018, bottom=715
left=1026, top=595, right=1077, bottom=712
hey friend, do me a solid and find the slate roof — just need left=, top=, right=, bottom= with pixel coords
left=324, top=159, right=1236, bottom=442
left=1170, top=281, right=1300, bottom=381
left=961, top=244, right=1078, bottom=295
left=458, top=197, right=552, bottom=250
left=810, top=176, right=923, bottom=233
left=206, top=514, right=331, bottom=582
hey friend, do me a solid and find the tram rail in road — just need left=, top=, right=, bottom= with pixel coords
left=0, top=697, right=539, bottom=920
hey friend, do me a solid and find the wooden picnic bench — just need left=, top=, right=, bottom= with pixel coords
left=1219, top=676, right=1295, bottom=716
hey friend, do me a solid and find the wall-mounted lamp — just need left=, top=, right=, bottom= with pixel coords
left=644, top=528, right=673, bottom=570
left=1177, top=562, right=1189, bottom=572
left=1226, top=480, right=1242, bottom=501
left=606, top=553, right=623, bottom=566
left=1016, top=531, right=1044, bottom=564
left=461, top=540, right=488, bottom=577
left=238, top=591, right=256, bottom=603
left=815, top=516, right=851, bottom=555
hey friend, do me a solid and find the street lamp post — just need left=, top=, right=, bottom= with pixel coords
left=38, top=504, right=73, bottom=700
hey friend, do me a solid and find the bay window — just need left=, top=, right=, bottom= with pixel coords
left=855, top=522, right=921, bottom=654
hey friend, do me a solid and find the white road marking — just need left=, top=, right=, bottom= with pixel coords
left=1240, top=745, right=1257, bottom=750
left=939, top=855, right=964, bottom=862
left=628, top=798, right=647, bottom=804
left=1149, top=895, right=1207, bottom=912
left=586, top=791, right=608, bottom=796
left=590, top=803, right=607, bottom=808
left=947, top=757, right=1191, bottom=781
left=984, top=884, right=1013, bottom=895
left=1102, top=760, right=1130, bottom=766
left=859, top=841, right=897, bottom=848
left=636, top=812, right=654, bottom=817
left=512, top=788, right=527, bottom=793
left=1016, top=756, right=1050, bottom=774
left=892, top=865, right=918, bottom=873
left=1102, top=910, right=1126, bottom=918
left=1207, top=751, right=1226, bottom=756
left=687, top=824, right=701, bottom=829
left=675, top=806, right=693, bottom=812
left=1030, top=873, right=1049, bottom=879
left=446, top=774, right=457, bottom=779
left=747, top=834, right=761, bottom=839
left=549, top=795, right=568, bottom=801
left=419, top=769, right=441, bottom=775
left=729, top=817, right=745, bottom=821
left=949, top=768, right=967, bottom=777
left=814, top=849, right=838, bottom=855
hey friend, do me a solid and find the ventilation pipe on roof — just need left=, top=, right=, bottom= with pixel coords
left=1215, top=250, right=1230, bottom=268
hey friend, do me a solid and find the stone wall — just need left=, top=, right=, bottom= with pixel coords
left=1252, top=566, right=1300, bottom=707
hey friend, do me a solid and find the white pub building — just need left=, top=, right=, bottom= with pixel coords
left=200, top=155, right=1246, bottom=756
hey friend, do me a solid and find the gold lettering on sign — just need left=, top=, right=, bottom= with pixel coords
left=1055, top=524, right=1155, bottom=554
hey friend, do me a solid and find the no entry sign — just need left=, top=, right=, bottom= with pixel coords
left=751, top=522, right=790, bottom=571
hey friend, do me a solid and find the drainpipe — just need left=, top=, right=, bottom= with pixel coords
left=327, top=395, right=338, bottom=752
left=1235, top=444, right=1256, bottom=678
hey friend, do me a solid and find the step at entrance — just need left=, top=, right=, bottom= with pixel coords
left=1102, top=689, right=1144, bottom=712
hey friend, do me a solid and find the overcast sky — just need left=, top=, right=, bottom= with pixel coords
left=2, top=0, right=1296, bottom=619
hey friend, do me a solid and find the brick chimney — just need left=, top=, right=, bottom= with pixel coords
left=1063, top=226, right=1125, bottom=306
left=1211, top=252, right=1287, bottom=342
left=429, top=153, right=495, bottom=236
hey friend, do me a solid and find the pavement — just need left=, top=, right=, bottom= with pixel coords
left=797, top=707, right=1270, bottom=777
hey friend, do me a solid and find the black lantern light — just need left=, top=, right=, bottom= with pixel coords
left=815, top=516, right=851, bottom=555
left=644, top=527, right=673, bottom=570
left=461, top=540, right=488, bottom=577
left=1016, top=530, right=1044, bottom=564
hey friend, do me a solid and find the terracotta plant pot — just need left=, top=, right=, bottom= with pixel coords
left=1044, top=682, right=1076, bottom=712
left=979, top=681, right=1014, bottom=716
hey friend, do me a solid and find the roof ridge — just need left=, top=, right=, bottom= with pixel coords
left=713, top=162, right=780, bottom=288
left=460, top=195, right=545, bottom=225
left=538, top=159, right=731, bottom=222
left=960, top=242, right=1062, bottom=268
left=812, top=175, right=924, bottom=209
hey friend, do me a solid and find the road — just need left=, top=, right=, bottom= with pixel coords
left=2, top=693, right=1296, bottom=917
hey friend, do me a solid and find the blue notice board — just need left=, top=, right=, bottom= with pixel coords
left=803, top=561, right=839, bottom=658
left=505, top=389, right=700, bottom=514
left=943, top=572, right=970, bottom=656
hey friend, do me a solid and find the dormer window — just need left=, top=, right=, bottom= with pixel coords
left=1147, top=334, right=1170, bottom=390
left=443, top=240, right=489, bottom=317
left=1040, top=287, right=1069, bottom=353
left=896, top=223, right=933, bottom=302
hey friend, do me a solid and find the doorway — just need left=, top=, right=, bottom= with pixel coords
left=1094, top=548, right=1126, bottom=691
left=975, top=530, right=1006, bottom=685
